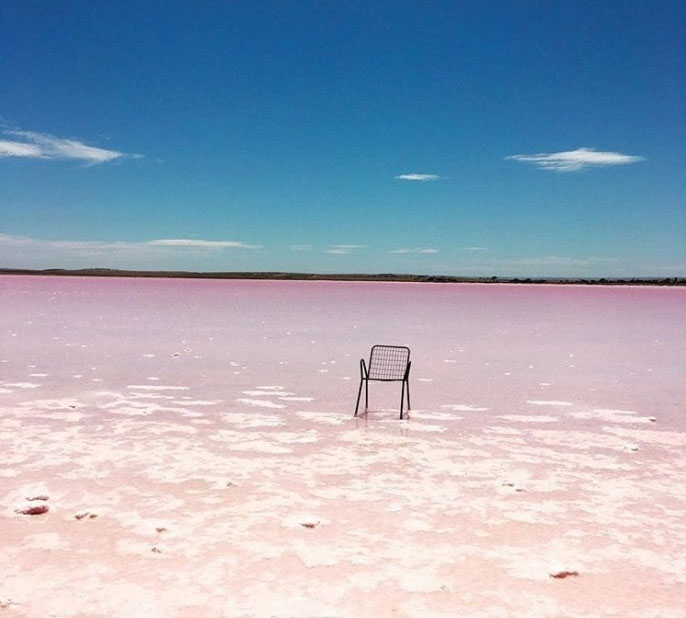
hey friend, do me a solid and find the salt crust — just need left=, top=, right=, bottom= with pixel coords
left=235, top=398, right=286, bottom=409
left=497, top=415, right=559, bottom=423
left=127, top=384, right=190, bottom=391
left=2, top=279, right=685, bottom=618
left=441, top=404, right=489, bottom=412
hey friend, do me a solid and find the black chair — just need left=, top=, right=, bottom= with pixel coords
left=354, top=345, right=411, bottom=419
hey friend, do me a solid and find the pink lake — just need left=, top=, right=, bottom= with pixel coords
left=1, top=275, right=685, bottom=617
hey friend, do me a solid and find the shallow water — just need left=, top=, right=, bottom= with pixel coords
left=1, top=275, right=685, bottom=617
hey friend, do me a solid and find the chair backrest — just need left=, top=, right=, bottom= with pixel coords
left=368, top=345, right=410, bottom=380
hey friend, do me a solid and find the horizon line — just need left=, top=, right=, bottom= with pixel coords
left=1, top=267, right=683, bottom=286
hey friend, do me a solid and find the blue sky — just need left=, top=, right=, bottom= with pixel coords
left=1, top=1, right=684, bottom=276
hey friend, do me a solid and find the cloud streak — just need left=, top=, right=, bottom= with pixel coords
left=395, top=173, right=441, bottom=181
left=325, top=244, right=365, bottom=255
left=0, top=130, right=140, bottom=164
left=0, top=234, right=259, bottom=257
left=147, top=239, right=258, bottom=249
left=389, top=248, right=438, bottom=254
left=506, top=147, right=644, bottom=172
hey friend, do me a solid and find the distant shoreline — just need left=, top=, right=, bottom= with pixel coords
left=1, top=268, right=684, bottom=286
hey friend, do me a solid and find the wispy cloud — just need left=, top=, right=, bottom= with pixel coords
left=0, top=130, right=141, bottom=165
left=459, top=246, right=487, bottom=252
left=147, top=239, right=258, bottom=249
left=506, top=147, right=644, bottom=172
left=389, top=248, right=439, bottom=254
left=0, top=233, right=259, bottom=269
left=289, top=244, right=313, bottom=251
left=395, top=173, right=441, bottom=181
left=325, top=244, right=364, bottom=255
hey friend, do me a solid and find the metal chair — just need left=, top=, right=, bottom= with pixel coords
left=354, top=345, right=411, bottom=419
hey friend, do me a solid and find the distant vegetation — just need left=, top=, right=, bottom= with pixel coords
left=1, top=268, right=684, bottom=286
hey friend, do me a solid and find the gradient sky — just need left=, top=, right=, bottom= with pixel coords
left=1, top=1, right=684, bottom=276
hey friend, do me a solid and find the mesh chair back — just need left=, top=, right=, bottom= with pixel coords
left=368, top=345, right=410, bottom=380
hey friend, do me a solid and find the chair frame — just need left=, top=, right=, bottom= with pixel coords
left=354, top=345, right=411, bottom=419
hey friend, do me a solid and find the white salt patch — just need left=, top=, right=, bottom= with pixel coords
left=279, top=396, right=314, bottom=402
left=603, top=427, right=686, bottom=446
left=527, top=400, right=573, bottom=406
left=142, top=353, right=155, bottom=358
left=593, top=408, right=638, bottom=416
left=403, top=517, right=432, bottom=532
left=572, top=409, right=656, bottom=424
left=486, top=426, right=523, bottom=435
left=235, top=398, right=286, bottom=409
left=0, top=388, right=12, bottom=394
left=29, top=373, right=48, bottom=377
left=242, top=390, right=295, bottom=397
left=147, top=377, right=160, bottom=381
left=274, top=430, right=319, bottom=444
left=210, top=435, right=291, bottom=454
left=35, top=411, right=85, bottom=422
left=23, top=533, right=69, bottom=551
left=443, top=359, right=457, bottom=363
left=417, top=378, right=433, bottom=382
left=291, top=541, right=340, bottom=568
left=5, top=382, right=40, bottom=389
left=398, top=568, right=447, bottom=593
left=221, top=412, right=284, bottom=427
left=441, top=404, right=489, bottom=412
left=171, top=399, right=221, bottom=406
left=255, top=385, right=284, bottom=391
left=127, top=384, right=190, bottom=391
left=497, top=415, right=559, bottom=423
left=295, top=411, right=343, bottom=425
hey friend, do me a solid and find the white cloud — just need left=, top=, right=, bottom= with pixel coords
left=506, top=147, right=645, bottom=172
left=389, top=248, right=439, bottom=254
left=459, top=246, right=487, bottom=252
left=395, top=173, right=441, bottom=181
left=325, top=244, right=364, bottom=255
left=0, top=140, right=43, bottom=158
left=147, top=239, right=258, bottom=249
left=0, top=233, right=259, bottom=269
left=0, top=130, right=140, bottom=164
left=289, top=245, right=312, bottom=251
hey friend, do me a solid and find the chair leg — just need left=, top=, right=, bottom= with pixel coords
left=405, top=379, right=411, bottom=410
left=354, top=378, right=364, bottom=416
left=399, top=383, right=405, bottom=420
left=365, top=380, right=369, bottom=410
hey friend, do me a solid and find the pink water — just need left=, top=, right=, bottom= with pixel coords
left=1, top=276, right=685, bottom=617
